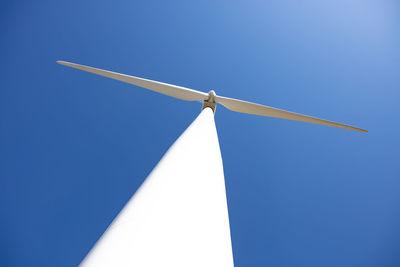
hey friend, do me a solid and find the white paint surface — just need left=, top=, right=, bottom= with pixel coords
left=80, top=107, right=234, bottom=267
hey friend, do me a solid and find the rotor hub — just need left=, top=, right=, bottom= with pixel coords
left=202, top=90, right=217, bottom=113
left=207, top=90, right=216, bottom=102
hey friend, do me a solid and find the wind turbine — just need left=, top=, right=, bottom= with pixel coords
left=57, top=60, right=367, bottom=267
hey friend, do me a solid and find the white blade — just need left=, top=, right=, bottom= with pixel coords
left=216, top=95, right=367, bottom=132
left=57, top=61, right=208, bottom=101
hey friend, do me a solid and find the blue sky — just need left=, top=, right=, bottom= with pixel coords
left=1, top=0, right=399, bottom=266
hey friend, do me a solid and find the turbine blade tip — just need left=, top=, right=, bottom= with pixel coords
left=354, top=127, right=368, bottom=133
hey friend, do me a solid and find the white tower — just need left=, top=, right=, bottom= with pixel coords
left=80, top=108, right=234, bottom=267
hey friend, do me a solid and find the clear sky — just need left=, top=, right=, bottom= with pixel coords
left=1, top=1, right=399, bottom=266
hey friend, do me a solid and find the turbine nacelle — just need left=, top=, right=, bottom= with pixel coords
left=202, top=90, right=217, bottom=112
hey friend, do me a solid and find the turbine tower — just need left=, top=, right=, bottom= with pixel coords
left=57, top=61, right=367, bottom=267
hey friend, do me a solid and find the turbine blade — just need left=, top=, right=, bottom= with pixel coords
left=216, top=95, right=367, bottom=132
left=57, top=61, right=208, bottom=101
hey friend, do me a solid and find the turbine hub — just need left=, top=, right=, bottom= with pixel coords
left=202, top=90, right=217, bottom=113
left=208, top=90, right=216, bottom=102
